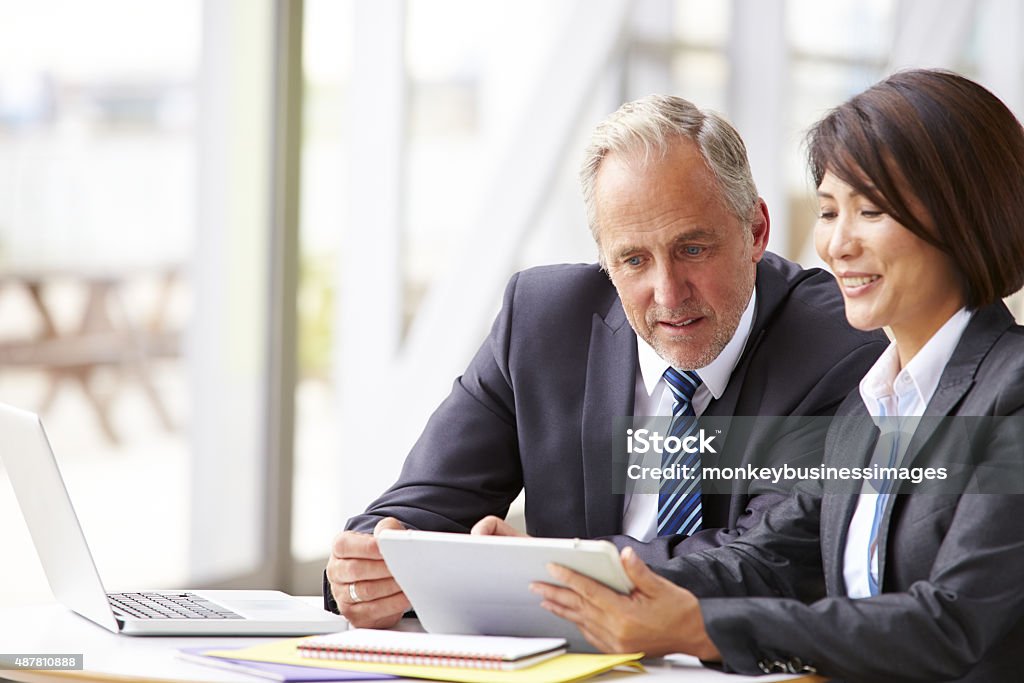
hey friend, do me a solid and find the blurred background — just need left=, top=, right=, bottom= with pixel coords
left=2, top=0, right=1022, bottom=605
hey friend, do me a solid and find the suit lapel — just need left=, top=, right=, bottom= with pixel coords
left=874, top=303, right=1013, bottom=590
left=581, top=300, right=637, bottom=538
left=701, top=329, right=763, bottom=419
left=699, top=258, right=786, bottom=526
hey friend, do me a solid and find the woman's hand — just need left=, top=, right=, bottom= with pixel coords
left=530, top=546, right=721, bottom=661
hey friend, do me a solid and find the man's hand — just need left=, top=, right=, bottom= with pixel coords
left=326, top=517, right=411, bottom=628
left=470, top=515, right=528, bottom=537
left=529, top=546, right=721, bottom=660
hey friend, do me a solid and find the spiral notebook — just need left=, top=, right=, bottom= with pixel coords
left=297, top=630, right=567, bottom=671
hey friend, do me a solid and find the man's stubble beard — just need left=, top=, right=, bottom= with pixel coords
left=634, top=280, right=753, bottom=370
left=645, top=306, right=737, bottom=370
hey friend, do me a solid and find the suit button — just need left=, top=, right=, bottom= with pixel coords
left=785, top=657, right=817, bottom=674
left=757, top=656, right=817, bottom=675
left=758, top=658, right=787, bottom=673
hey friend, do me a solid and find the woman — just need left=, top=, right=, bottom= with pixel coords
left=532, top=69, right=1024, bottom=681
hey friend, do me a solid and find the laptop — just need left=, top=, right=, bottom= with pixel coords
left=0, top=402, right=347, bottom=636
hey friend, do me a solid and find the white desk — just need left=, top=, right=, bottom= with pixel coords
left=0, top=601, right=817, bottom=682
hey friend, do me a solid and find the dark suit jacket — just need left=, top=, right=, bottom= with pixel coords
left=661, top=303, right=1024, bottom=682
left=327, top=254, right=882, bottom=596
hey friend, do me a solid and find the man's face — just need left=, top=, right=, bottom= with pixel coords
left=595, top=141, right=768, bottom=369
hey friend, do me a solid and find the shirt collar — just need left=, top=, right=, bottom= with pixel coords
left=637, top=288, right=757, bottom=399
left=859, top=307, right=972, bottom=415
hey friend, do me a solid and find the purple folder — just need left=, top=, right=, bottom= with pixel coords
left=179, top=647, right=398, bottom=682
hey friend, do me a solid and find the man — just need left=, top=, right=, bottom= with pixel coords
left=325, top=94, right=886, bottom=627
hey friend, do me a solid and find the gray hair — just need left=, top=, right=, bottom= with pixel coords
left=579, top=94, right=758, bottom=243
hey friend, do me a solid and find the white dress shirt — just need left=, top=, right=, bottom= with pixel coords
left=843, top=308, right=972, bottom=598
left=621, top=290, right=757, bottom=541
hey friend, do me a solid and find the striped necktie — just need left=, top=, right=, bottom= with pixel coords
left=657, top=367, right=703, bottom=537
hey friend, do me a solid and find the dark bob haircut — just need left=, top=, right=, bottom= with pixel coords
left=806, top=68, right=1024, bottom=309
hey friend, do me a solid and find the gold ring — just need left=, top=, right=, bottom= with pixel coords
left=348, top=582, right=362, bottom=603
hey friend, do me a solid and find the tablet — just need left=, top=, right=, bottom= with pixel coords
left=377, top=529, right=633, bottom=652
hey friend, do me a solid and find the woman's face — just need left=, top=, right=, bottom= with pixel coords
left=814, top=171, right=965, bottom=360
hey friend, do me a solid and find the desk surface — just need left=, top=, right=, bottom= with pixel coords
left=0, top=601, right=817, bottom=683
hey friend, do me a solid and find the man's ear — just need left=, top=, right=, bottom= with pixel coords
left=750, top=198, right=770, bottom=262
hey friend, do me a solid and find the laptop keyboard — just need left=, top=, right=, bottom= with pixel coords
left=107, top=592, right=244, bottom=620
